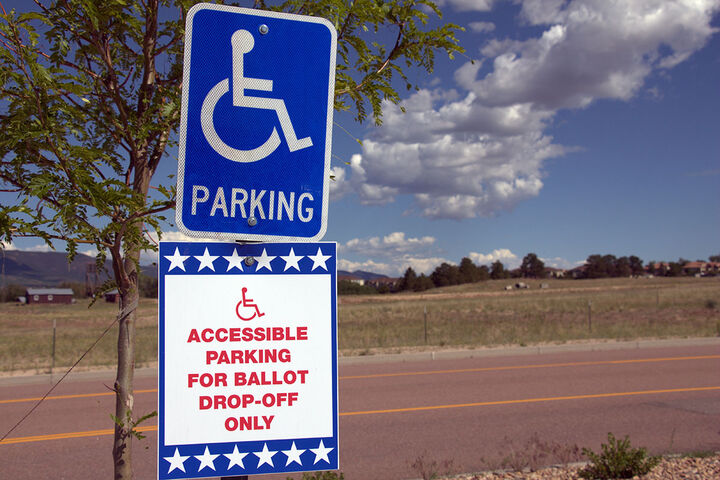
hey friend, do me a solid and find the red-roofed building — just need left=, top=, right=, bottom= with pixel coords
left=25, top=288, right=74, bottom=304
left=683, top=261, right=720, bottom=276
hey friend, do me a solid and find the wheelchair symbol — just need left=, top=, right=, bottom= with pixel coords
left=235, top=287, right=265, bottom=321
left=201, top=29, right=313, bottom=163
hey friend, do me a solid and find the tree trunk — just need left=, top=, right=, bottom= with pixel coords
left=113, top=251, right=140, bottom=479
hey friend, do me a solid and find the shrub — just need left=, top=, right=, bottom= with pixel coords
left=475, top=433, right=582, bottom=472
left=288, top=472, right=344, bottom=480
left=337, top=279, right=378, bottom=295
left=579, top=433, right=660, bottom=479
left=0, top=283, right=26, bottom=302
left=409, top=452, right=455, bottom=480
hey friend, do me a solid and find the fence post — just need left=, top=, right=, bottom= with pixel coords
left=424, top=305, right=428, bottom=345
left=51, top=318, right=57, bottom=374
left=587, top=300, right=592, bottom=333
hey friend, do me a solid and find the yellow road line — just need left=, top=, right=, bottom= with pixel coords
left=2, top=386, right=718, bottom=445
left=340, top=386, right=720, bottom=416
left=0, top=425, right=157, bottom=445
left=2, top=355, right=718, bottom=405
left=338, top=355, right=720, bottom=380
left=0, top=388, right=158, bottom=405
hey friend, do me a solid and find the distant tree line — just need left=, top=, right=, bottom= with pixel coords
left=0, top=284, right=25, bottom=302
left=580, top=254, right=645, bottom=279
left=579, top=253, right=720, bottom=279
left=338, top=252, right=720, bottom=295
left=3, top=252, right=717, bottom=300
left=393, top=252, right=545, bottom=294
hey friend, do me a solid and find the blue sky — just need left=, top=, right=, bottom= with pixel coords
left=3, top=0, right=720, bottom=276
left=326, top=0, right=720, bottom=275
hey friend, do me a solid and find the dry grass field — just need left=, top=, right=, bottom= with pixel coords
left=0, top=276, right=718, bottom=373
left=337, top=276, right=720, bottom=354
left=0, top=298, right=159, bottom=374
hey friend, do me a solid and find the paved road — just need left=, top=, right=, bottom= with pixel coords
left=1, top=340, right=719, bottom=479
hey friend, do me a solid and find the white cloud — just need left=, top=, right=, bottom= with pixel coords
left=149, top=231, right=216, bottom=243
left=332, top=0, right=719, bottom=220
left=541, top=256, right=584, bottom=270
left=469, top=248, right=518, bottom=266
left=337, top=259, right=393, bottom=275
left=24, top=244, right=53, bottom=253
left=518, top=0, right=567, bottom=25
left=339, top=236, right=526, bottom=275
left=329, top=165, right=352, bottom=200
left=470, top=0, right=719, bottom=110
left=338, top=255, right=452, bottom=277
left=341, top=232, right=436, bottom=257
left=1, top=240, right=89, bottom=255
left=339, top=232, right=449, bottom=275
left=400, top=256, right=454, bottom=276
left=436, top=0, right=495, bottom=11
left=469, top=21, right=496, bottom=33
left=334, top=90, right=563, bottom=219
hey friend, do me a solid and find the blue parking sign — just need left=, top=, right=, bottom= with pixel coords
left=176, top=4, right=336, bottom=241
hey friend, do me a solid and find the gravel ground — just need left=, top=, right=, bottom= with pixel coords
left=442, top=455, right=720, bottom=479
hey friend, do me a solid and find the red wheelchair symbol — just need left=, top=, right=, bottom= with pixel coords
left=236, top=287, right=265, bottom=321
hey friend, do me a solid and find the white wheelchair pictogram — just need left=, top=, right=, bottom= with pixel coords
left=235, top=287, right=265, bottom=321
left=201, top=29, right=313, bottom=163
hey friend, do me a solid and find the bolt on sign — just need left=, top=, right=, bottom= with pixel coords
left=158, top=241, right=338, bottom=479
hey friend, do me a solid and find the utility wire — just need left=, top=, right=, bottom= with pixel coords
left=1, top=298, right=137, bottom=443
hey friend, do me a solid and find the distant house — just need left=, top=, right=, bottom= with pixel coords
left=682, top=261, right=706, bottom=276
left=707, top=262, right=720, bottom=275
left=366, top=277, right=399, bottom=289
left=568, top=265, right=587, bottom=278
left=545, top=267, right=566, bottom=278
left=338, top=275, right=365, bottom=286
left=683, top=261, right=720, bottom=276
left=25, top=288, right=74, bottom=304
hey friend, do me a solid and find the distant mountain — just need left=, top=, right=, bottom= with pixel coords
left=0, top=250, right=157, bottom=287
left=1, top=250, right=389, bottom=287
left=338, top=269, right=391, bottom=280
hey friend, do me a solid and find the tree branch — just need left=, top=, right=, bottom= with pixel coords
left=147, top=127, right=169, bottom=175
left=154, top=35, right=181, bottom=57
left=335, top=21, right=405, bottom=98
left=137, top=0, right=158, bottom=120
left=128, top=201, right=175, bottom=222
left=337, top=0, right=356, bottom=41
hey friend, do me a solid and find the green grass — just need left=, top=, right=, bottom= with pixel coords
left=1, top=277, right=718, bottom=372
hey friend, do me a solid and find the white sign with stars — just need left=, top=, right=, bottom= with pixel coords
left=158, top=241, right=338, bottom=479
